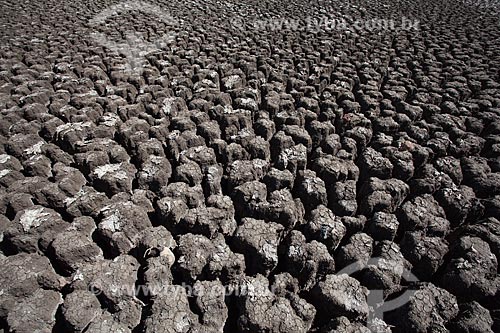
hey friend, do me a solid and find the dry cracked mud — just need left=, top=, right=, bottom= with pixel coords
left=0, top=0, right=499, bottom=332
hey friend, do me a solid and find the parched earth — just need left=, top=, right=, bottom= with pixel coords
left=0, top=0, right=499, bottom=332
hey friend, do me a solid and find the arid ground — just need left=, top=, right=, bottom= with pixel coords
left=0, top=0, right=499, bottom=332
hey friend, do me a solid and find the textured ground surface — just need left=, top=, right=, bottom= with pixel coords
left=0, top=0, right=500, bottom=332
